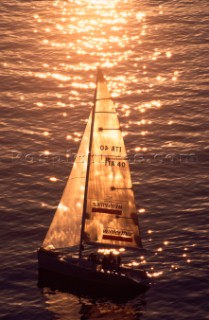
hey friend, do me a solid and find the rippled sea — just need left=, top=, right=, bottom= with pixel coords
left=1, top=0, right=209, bottom=319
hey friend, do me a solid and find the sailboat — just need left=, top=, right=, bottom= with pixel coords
left=37, top=68, right=150, bottom=292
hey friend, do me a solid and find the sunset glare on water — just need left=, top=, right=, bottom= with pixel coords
left=1, top=0, right=209, bottom=319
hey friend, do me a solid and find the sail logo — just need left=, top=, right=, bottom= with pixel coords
left=102, top=227, right=133, bottom=243
left=92, top=201, right=122, bottom=210
left=92, top=201, right=122, bottom=215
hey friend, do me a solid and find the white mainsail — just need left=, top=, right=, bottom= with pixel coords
left=42, top=69, right=142, bottom=250
left=84, top=69, right=142, bottom=248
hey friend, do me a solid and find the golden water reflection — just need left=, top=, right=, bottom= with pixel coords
left=33, top=0, right=185, bottom=275
left=41, top=286, right=146, bottom=320
left=33, top=0, right=179, bottom=126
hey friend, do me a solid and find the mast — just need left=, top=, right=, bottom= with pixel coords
left=79, top=68, right=101, bottom=258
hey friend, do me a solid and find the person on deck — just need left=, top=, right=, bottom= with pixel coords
left=107, top=251, right=116, bottom=271
left=101, top=254, right=108, bottom=271
left=116, top=254, right=121, bottom=272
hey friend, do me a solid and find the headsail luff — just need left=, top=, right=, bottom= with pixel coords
left=84, top=69, right=142, bottom=248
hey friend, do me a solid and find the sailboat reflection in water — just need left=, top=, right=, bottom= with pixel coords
left=37, top=68, right=150, bottom=292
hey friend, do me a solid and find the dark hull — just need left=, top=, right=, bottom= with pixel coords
left=37, top=248, right=150, bottom=294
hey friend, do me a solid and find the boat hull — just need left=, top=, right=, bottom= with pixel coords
left=37, top=248, right=150, bottom=293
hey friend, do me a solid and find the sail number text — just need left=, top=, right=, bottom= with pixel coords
left=100, top=145, right=122, bottom=152
left=105, top=159, right=126, bottom=167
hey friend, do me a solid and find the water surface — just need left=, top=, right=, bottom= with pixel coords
left=1, top=0, right=209, bottom=319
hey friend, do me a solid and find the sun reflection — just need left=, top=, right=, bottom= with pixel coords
left=33, top=0, right=180, bottom=226
left=97, top=247, right=124, bottom=255
left=166, top=51, right=172, bottom=58
left=52, top=73, right=71, bottom=82
left=50, top=177, right=58, bottom=182
left=148, top=271, right=163, bottom=278
left=33, top=0, right=149, bottom=88
left=36, top=102, right=44, bottom=107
